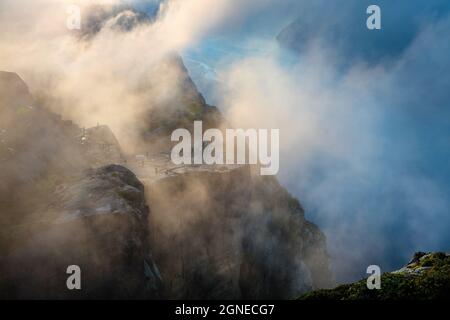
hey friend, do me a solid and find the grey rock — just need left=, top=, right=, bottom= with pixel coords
left=0, top=165, right=160, bottom=299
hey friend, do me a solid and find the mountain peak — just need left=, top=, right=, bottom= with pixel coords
left=0, top=71, right=33, bottom=110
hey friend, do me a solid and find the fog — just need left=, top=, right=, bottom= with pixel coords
left=207, top=1, right=450, bottom=282
left=0, top=0, right=448, bottom=286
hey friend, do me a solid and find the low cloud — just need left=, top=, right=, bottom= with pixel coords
left=1, top=0, right=449, bottom=285
left=218, top=14, right=450, bottom=282
left=0, top=0, right=271, bottom=152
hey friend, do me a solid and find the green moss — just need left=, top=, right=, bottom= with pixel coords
left=298, top=253, right=450, bottom=300
left=16, top=106, right=33, bottom=117
left=33, top=173, right=62, bottom=194
left=187, top=102, right=204, bottom=120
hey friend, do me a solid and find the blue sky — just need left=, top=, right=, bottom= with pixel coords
left=139, top=0, right=450, bottom=283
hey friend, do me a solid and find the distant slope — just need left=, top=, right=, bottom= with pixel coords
left=299, top=252, right=450, bottom=300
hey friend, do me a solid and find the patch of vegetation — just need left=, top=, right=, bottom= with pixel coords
left=298, top=252, right=450, bottom=300
left=16, top=106, right=33, bottom=117
left=187, top=102, right=204, bottom=120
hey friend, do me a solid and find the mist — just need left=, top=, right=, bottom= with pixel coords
left=202, top=2, right=450, bottom=282
left=0, top=0, right=270, bottom=153
left=0, top=0, right=448, bottom=286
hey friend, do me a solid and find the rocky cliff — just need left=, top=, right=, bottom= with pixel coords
left=0, top=68, right=331, bottom=299
left=0, top=72, right=159, bottom=298
left=0, top=164, right=161, bottom=299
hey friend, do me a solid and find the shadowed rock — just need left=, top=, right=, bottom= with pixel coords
left=0, top=67, right=331, bottom=299
left=0, top=165, right=161, bottom=299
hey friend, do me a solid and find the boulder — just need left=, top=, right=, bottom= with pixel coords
left=0, top=165, right=161, bottom=299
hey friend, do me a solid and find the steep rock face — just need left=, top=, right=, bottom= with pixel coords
left=83, top=125, right=126, bottom=166
left=56, top=165, right=148, bottom=222
left=130, top=48, right=333, bottom=296
left=0, top=73, right=160, bottom=298
left=1, top=68, right=331, bottom=299
left=145, top=166, right=331, bottom=299
left=0, top=72, right=127, bottom=226
left=141, top=55, right=225, bottom=154
left=240, top=174, right=331, bottom=299
left=146, top=166, right=252, bottom=299
left=0, top=72, right=87, bottom=228
left=0, top=71, right=34, bottom=110
left=0, top=165, right=160, bottom=299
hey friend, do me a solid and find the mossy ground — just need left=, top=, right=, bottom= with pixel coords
left=299, top=253, right=450, bottom=300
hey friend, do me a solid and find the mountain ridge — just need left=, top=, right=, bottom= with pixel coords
left=0, top=58, right=331, bottom=299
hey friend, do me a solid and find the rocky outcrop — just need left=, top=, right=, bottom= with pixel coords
left=0, top=71, right=34, bottom=110
left=145, top=166, right=331, bottom=299
left=141, top=54, right=225, bottom=154
left=0, top=72, right=127, bottom=226
left=82, top=125, right=126, bottom=166
left=0, top=73, right=159, bottom=299
left=55, top=164, right=149, bottom=222
left=0, top=68, right=331, bottom=299
left=0, top=165, right=160, bottom=299
left=0, top=72, right=87, bottom=229
left=240, top=174, right=331, bottom=299
left=145, top=165, right=253, bottom=299
left=121, top=48, right=332, bottom=296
